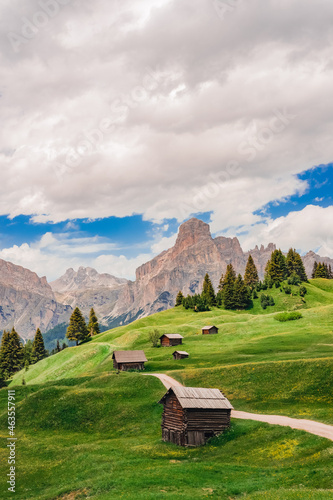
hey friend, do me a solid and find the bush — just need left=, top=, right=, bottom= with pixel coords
left=274, top=312, right=303, bottom=322
left=284, top=286, right=292, bottom=295
left=149, top=329, right=160, bottom=347
left=260, top=293, right=275, bottom=310
left=299, top=286, right=307, bottom=297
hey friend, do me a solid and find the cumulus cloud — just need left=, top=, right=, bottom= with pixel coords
left=0, top=0, right=332, bottom=228
left=236, top=205, right=333, bottom=257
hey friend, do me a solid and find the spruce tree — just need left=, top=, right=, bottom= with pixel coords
left=0, top=330, right=11, bottom=379
left=175, top=291, right=184, bottom=307
left=223, top=264, right=236, bottom=309
left=87, top=308, right=100, bottom=336
left=66, top=307, right=89, bottom=346
left=311, top=261, right=318, bottom=278
left=6, top=328, right=24, bottom=376
left=286, top=248, right=308, bottom=282
left=233, top=274, right=250, bottom=309
left=265, top=249, right=287, bottom=285
left=244, top=255, right=259, bottom=289
left=32, top=328, right=47, bottom=363
left=201, top=273, right=216, bottom=306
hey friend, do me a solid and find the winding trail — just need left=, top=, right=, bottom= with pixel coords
left=146, top=373, right=333, bottom=442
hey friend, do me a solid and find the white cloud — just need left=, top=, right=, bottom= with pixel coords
left=237, top=205, right=333, bottom=257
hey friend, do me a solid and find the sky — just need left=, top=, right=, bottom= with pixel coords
left=0, top=0, right=332, bottom=281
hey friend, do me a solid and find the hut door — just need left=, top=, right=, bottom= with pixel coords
left=187, top=431, right=205, bottom=446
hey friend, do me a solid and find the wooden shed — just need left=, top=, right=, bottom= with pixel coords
left=112, top=350, right=147, bottom=371
left=160, top=334, right=184, bottom=347
left=172, top=351, right=189, bottom=360
left=159, top=386, right=233, bottom=447
left=202, top=325, right=218, bottom=335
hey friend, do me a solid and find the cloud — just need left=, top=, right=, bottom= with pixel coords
left=0, top=0, right=332, bottom=233
left=236, top=205, right=333, bottom=257
left=0, top=232, right=153, bottom=281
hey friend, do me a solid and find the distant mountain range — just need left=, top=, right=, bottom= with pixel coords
left=1, top=218, right=332, bottom=339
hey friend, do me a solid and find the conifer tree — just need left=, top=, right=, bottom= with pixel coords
left=0, top=330, right=11, bottom=379
left=87, top=308, right=100, bottom=336
left=311, top=261, right=318, bottom=278
left=233, top=274, right=250, bottom=309
left=244, top=255, right=259, bottom=289
left=201, top=273, right=216, bottom=306
left=4, top=328, right=24, bottom=376
left=66, top=307, right=89, bottom=346
left=23, top=339, right=33, bottom=367
left=265, top=249, right=287, bottom=285
left=32, top=328, right=47, bottom=363
left=175, top=291, right=185, bottom=307
left=222, top=264, right=236, bottom=309
left=286, top=248, right=308, bottom=282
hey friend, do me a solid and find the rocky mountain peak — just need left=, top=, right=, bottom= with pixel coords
left=173, top=218, right=212, bottom=251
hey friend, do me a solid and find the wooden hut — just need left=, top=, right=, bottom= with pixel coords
left=202, top=325, right=218, bottom=335
left=112, top=350, right=147, bottom=371
left=172, top=351, right=189, bottom=360
left=160, top=334, right=184, bottom=347
left=158, top=386, right=233, bottom=447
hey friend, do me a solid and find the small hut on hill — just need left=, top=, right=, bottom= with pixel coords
left=112, top=350, right=147, bottom=371
left=159, top=386, right=233, bottom=446
left=160, top=334, right=184, bottom=347
left=172, top=351, right=189, bottom=360
left=202, top=325, right=218, bottom=335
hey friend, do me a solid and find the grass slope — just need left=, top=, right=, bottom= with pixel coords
left=1, top=279, right=333, bottom=499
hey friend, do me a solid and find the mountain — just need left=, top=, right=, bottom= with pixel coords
left=0, top=258, right=71, bottom=340
left=50, top=267, right=129, bottom=328
left=1, top=218, right=332, bottom=338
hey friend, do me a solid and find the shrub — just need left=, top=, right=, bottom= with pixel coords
left=274, top=312, right=303, bottom=322
left=299, top=286, right=307, bottom=297
left=284, top=286, right=292, bottom=295
left=149, top=329, right=160, bottom=347
left=260, top=293, right=275, bottom=310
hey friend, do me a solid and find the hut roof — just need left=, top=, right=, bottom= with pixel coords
left=159, top=386, right=233, bottom=410
left=112, top=350, right=147, bottom=363
left=202, top=325, right=217, bottom=330
left=172, top=351, right=189, bottom=356
left=159, top=334, right=184, bottom=339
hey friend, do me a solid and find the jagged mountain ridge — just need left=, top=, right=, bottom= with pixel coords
left=0, top=258, right=71, bottom=340
left=1, top=218, right=332, bottom=338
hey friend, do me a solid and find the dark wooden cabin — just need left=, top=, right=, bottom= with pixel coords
left=160, top=334, right=184, bottom=347
left=172, top=351, right=189, bottom=360
left=202, top=325, right=218, bottom=335
left=112, top=350, right=147, bottom=371
left=159, top=386, right=233, bottom=447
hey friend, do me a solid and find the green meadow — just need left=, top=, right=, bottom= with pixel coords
left=1, top=279, right=333, bottom=499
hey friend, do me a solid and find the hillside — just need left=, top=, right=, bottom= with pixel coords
left=1, top=279, right=333, bottom=499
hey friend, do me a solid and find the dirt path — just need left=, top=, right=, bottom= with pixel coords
left=146, top=373, right=333, bottom=441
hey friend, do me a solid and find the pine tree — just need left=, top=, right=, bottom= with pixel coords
left=222, top=264, right=236, bottom=309
left=286, top=248, right=308, bottom=282
left=329, top=265, right=333, bottom=279
left=56, top=340, right=61, bottom=352
left=265, top=249, right=287, bottom=285
left=5, top=328, right=24, bottom=376
left=314, top=262, right=329, bottom=278
left=23, top=339, right=33, bottom=367
left=0, top=330, right=11, bottom=379
left=175, top=291, right=184, bottom=307
left=66, top=307, right=89, bottom=346
left=32, top=328, right=47, bottom=363
left=311, top=261, right=318, bottom=278
left=87, top=308, right=100, bottom=336
left=201, top=273, right=216, bottom=306
left=244, top=255, right=259, bottom=289
left=233, top=274, right=250, bottom=309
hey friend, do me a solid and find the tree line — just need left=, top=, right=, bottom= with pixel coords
left=312, top=261, right=333, bottom=279
left=175, top=248, right=309, bottom=312
left=0, top=307, right=100, bottom=386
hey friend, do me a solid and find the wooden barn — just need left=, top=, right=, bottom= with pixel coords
left=160, top=334, right=184, bottom=347
left=172, top=351, right=189, bottom=360
left=159, top=386, right=233, bottom=447
left=112, top=350, right=147, bottom=371
left=202, top=325, right=218, bottom=335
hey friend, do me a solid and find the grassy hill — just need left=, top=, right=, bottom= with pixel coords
left=1, top=279, right=333, bottom=499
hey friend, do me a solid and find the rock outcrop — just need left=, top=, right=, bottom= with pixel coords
left=0, top=259, right=71, bottom=340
